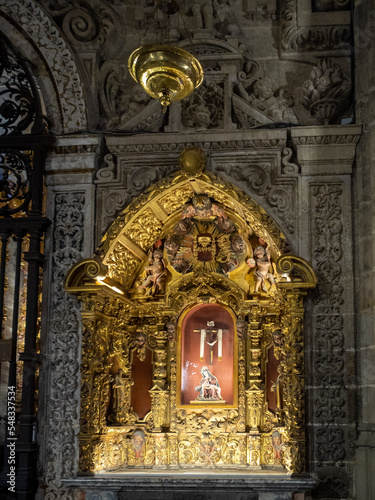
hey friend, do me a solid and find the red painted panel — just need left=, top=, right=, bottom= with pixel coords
left=131, top=348, right=152, bottom=419
left=267, top=345, right=281, bottom=414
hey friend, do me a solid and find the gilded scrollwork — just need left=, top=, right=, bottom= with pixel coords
left=99, top=171, right=287, bottom=262
left=158, top=184, right=195, bottom=215
left=176, top=409, right=240, bottom=434
left=106, top=242, right=140, bottom=288
left=128, top=209, right=163, bottom=251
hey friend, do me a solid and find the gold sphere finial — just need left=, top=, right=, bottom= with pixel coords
left=179, top=146, right=206, bottom=177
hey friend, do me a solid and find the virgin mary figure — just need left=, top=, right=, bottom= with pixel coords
left=195, top=366, right=223, bottom=401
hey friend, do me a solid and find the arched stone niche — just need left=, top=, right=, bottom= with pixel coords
left=65, top=167, right=317, bottom=475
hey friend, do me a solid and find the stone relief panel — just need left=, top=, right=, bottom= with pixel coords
left=280, top=0, right=351, bottom=55
left=0, top=0, right=89, bottom=133
left=310, top=183, right=350, bottom=496
left=32, top=0, right=353, bottom=131
left=40, top=192, right=86, bottom=494
left=181, top=79, right=224, bottom=130
left=211, top=152, right=298, bottom=241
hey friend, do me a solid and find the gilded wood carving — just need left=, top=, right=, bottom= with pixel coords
left=65, top=160, right=317, bottom=474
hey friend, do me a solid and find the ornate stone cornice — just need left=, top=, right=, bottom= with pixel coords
left=291, top=126, right=361, bottom=176
left=106, top=130, right=287, bottom=155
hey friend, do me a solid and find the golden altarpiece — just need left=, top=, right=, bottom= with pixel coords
left=65, top=151, right=317, bottom=475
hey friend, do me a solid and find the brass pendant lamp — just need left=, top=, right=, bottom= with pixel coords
left=128, top=0, right=204, bottom=112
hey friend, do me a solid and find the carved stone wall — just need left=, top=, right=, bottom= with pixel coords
left=93, top=127, right=360, bottom=499
left=38, top=136, right=101, bottom=498
left=353, top=0, right=375, bottom=498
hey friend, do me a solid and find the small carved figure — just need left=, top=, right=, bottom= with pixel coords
left=183, top=0, right=214, bottom=30
left=135, top=330, right=146, bottom=347
left=272, top=329, right=285, bottom=347
left=139, top=249, right=166, bottom=294
left=237, top=76, right=298, bottom=123
left=175, top=218, right=193, bottom=234
left=217, top=216, right=235, bottom=234
left=164, top=236, right=179, bottom=257
left=165, top=322, right=176, bottom=342
left=270, top=364, right=283, bottom=412
left=192, top=195, right=213, bottom=217
left=171, top=258, right=189, bottom=274
left=195, top=366, right=223, bottom=400
left=300, top=59, right=351, bottom=123
left=301, top=60, right=351, bottom=108
left=222, top=257, right=238, bottom=274
left=133, top=329, right=147, bottom=361
left=131, top=429, right=146, bottom=462
left=247, top=245, right=275, bottom=292
left=271, top=430, right=283, bottom=462
left=199, top=435, right=216, bottom=464
left=182, top=196, right=227, bottom=219
left=236, top=319, right=248, bottom=339
left=112, top=369, right=126, bottom=412
left=119, top=85, right=150, bottom=124
left=231, top=234, right=246, bottom=253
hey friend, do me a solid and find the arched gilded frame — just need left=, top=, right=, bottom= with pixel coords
left=177, top=302, right=238, bottom=408
left=65, top=161, right=317, bottom=474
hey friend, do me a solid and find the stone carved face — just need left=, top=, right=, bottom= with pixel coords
left=253, top=78, right=273, bottom=99
left=132, top=86, right=147, bottom=104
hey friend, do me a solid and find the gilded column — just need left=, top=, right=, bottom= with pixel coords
left=149, top=323, right=169, bottom=432
left=246, top=307, right=263, bottom=431
left=280, top=289, right=306, bottom=473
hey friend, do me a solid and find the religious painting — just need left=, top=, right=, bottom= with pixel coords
left=178, top=303, right=236, bottom=406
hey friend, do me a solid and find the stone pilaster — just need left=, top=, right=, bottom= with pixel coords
left=38, top=135, right=102, bottom=498
left=291, top=126, right=360, bottom=497
left=353, top=0, right=375, bottom=497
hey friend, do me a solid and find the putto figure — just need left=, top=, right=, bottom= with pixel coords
left=247, top=245, right=275, bottom=292
left=195, top=366, right=223, bottom=401
left=139, top=249, right=166, bottom=295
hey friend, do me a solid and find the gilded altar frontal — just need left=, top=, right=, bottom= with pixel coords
left=65, top=163, right=317, bottom=474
